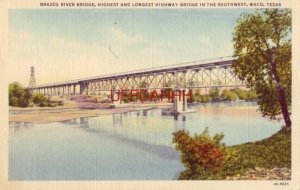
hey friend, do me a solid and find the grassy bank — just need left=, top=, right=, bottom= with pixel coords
left=173, top=127, right=291, bottom=180
left=230, top=127, right=291, bottom=169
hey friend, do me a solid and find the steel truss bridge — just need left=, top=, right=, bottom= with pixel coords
left=29, top=56, right=246, bottom=96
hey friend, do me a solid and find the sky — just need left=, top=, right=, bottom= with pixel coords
left=8, top=9, right=253, bottom=86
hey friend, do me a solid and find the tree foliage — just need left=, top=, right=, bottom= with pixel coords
left=208, top=87, right=220, bottom=102
left=173, top=128, right=243, bottom=180
left=221, top=89, right=238, bottom=101
left=232, top=9, right=291, bottom=126
left=9, top=82, right=32, bottom=107
left=9, top=82, right=58, bottom=107
left=173, top=128, right=226, bottom=179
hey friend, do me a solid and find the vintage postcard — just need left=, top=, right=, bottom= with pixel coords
left=0, top=0, right=300, bottom=189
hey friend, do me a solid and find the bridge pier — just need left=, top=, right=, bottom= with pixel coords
left=79, top=83, right=87, bottom=95
left=173, top=88, right=188, bottom=114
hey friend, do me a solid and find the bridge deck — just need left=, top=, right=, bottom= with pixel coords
left=31, top=56, right=237, bottom=89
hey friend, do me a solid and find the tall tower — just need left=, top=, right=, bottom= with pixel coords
left=28, top=66, right=36, bottom=88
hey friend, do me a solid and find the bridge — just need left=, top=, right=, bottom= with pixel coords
left=29, top=56, right=245, bottom=96
left=28, top=56, right=246, bottom=113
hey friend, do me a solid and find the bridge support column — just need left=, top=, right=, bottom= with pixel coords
left=73, top=84, right=76, bottom=95
left=173, top=88, right=188, bottom=114
left=67, top=85, right=71, bottom=96
left=62, top=86, right=65, bottom=95
left=79, top=83, right=87, bottom=95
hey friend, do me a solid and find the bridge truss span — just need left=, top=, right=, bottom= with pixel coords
left=29, top=57, right=246, bottom=96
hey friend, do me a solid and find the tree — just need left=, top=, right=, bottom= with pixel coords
left=9, top=82, right=32, bottom=107
left=233, top=88, right=247, bottom=100
left=221, top=89, right=238, bottom=101
left=233, top=9, right=291, bottom=128
left=209, top=87, right=219, bottom=102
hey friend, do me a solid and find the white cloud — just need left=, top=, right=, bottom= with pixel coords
left=197, top=34, right=213, bottom=46
left=110, top=27, right=148, bottom=46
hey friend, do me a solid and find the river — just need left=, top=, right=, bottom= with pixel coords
left=9, top=102, right=283, bottom=180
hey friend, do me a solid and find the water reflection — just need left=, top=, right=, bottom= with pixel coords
left=142, top=110, right=148, bottom=116
left=113, top=114, right=123, bottom=126
left=9, top=102, right=283, bottom=180
left=9, top=121, right=34, bottom=132
left=60, top=117, right=89, bottom=127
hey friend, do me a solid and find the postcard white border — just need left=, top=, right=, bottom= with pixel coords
left=1, top=0, right=299, bottom=189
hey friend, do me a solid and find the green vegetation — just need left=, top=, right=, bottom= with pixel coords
left=32, top=93, right=48, bottom=105
left=173, top=128, right=228, bottom=179
left=173, top=127, right=290, bottom=180
left=230, top=127, right=291, bottom=169
left=9, top=82, right=62, bottom=107
left=233, top=88, right=247, bottom=100
left=233, top=9, right=291, bottom=128
left=221, top=89, right=238, bottom=101
left=9, top=82, right=32, bottom=107
left=193, top=94, right=211, bottom=103
left=192, top=88, right=257, bottom=103
left=208, top=88, right=220, bottom=102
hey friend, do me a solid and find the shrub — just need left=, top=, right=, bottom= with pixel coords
left=173, top=128, right=229, bottom=179
left=32, top=93, right=48, bottom=105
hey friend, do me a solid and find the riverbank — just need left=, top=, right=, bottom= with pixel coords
left=174, top=127, right=291, bottom=180
left=226, top=127, right=291, bottom=180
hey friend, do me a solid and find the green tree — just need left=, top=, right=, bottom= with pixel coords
left=233, top=88, right=247, bottom=100
left=246, top=89, right=258, bottom=101
left=233, top=9, right=291, bottom=128
left=209, top=87, right=220, bottom=102
left=221, top=89, right=238, bottom=101
left=9, top=82, right=32, bottom=107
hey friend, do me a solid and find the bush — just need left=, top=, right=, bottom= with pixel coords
left=32, top=93, right=48, bottom=105
left=173, top=128, right=231, bottom=179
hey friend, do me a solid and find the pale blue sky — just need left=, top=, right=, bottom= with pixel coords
left=9, top=9, right=254, bottom=86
